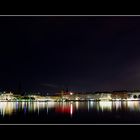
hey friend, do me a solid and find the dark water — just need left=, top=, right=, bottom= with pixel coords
left=0, top=101, right=140, bottom=124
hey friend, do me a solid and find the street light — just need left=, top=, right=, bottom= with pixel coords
left=70, top=92, right=73, bottom=95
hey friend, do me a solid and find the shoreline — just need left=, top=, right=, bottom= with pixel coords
left=0, top=100, right=140, bottom=102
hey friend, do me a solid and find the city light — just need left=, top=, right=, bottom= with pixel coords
left=70, top=92, right=73, bottom=95
left=99, top=101, right=112, bottom=111
left=70, top=103, right=73, bottom=116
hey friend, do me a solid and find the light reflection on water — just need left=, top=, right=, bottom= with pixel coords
left=99, top=101, right=112, bottom=111
left=0, top=101, right=140, bottom=116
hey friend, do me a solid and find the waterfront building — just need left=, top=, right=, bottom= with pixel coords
left=0, top=92, right=15, bottom=101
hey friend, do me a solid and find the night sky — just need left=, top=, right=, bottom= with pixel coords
left=0, top=16, right=140, bottom=93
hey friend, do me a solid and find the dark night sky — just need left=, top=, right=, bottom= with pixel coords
left=0, top=16, right=140, bottom=93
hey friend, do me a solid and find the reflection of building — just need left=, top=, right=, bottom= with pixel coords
left=0, top=102, right=14, bottom=116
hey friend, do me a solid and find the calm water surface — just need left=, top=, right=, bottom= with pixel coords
left=0, top=101, right=140, bottom=124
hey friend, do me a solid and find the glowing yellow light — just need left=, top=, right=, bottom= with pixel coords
left=75, top=97, right=79, bottom=100
left=76, top=101, right=79, bottom=110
